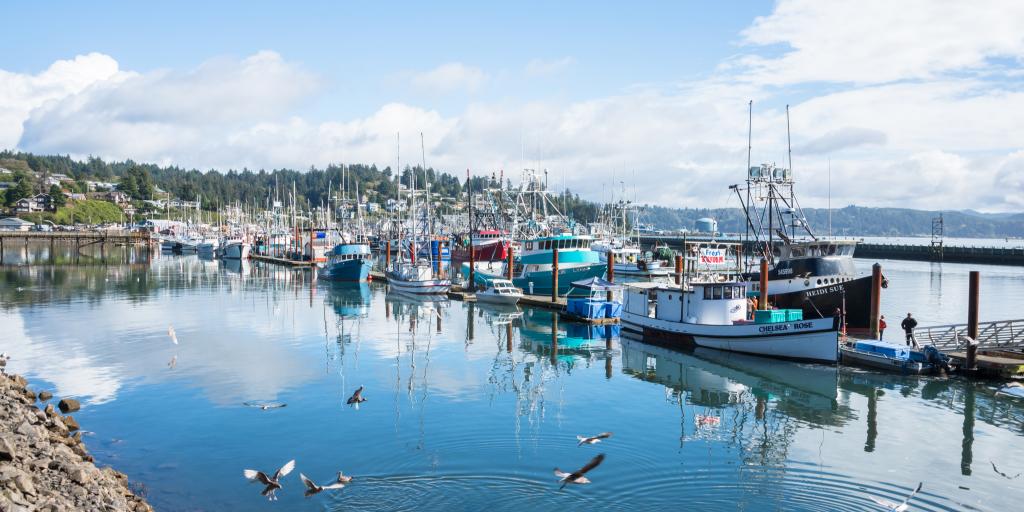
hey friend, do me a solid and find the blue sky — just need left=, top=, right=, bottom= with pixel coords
left=2, top=1, right=1023, bottom=211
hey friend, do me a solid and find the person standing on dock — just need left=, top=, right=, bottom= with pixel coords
left=879, top=315, right=887, bottom=340
left=901, top=313, right=918, bottom=347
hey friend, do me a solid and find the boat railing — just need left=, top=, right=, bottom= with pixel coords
left=915, top=319, right=1024, bottom=351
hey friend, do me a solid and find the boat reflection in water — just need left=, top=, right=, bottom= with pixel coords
left=517, top=309, right=620, bottom=375
left=621, top=334, right=853, bottom=459
left=324, top=282, right=371, bottom=319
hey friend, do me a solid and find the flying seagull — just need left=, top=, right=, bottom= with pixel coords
left=243, top=401, right=287, bottom=410
left=870, top=482, right=922, bottom=512
left=299, top=473, right=347, bottom=497
left=554, top=453, right=605, bottom=489
left=347, top=386, right=366, bottom=405
left=576, top=432, right=613, bottom=447
left=243, top=459, right=295, bottom=501
left=168, top=325, right=178, bottom=345
left=991, top=461, right=1021, bottom=480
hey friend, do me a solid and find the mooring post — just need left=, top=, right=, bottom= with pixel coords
left=869, top=263, right=882, bottom=339
left=967, top=270, right=980, bottom=371
left=606, top=250, right=615, bottom=283
left=674, top=254, right=683, bottom=286
left=759, top=258, right=769, bottom=310
left=468, top=236, right=476, bottom=292
left=506, top=246, right=514, bottom=280
left=551, top=245, right=559, bottom=303
left=385, top=239, right=391, bottom=270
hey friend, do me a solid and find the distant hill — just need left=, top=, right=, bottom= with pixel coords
left=642, top=205, right=1024, bottom=238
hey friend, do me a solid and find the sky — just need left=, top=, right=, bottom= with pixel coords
left=1, top=0, right=1023, bottom=212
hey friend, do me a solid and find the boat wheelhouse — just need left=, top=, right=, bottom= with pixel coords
left=462, top=233, right=606, bottom=295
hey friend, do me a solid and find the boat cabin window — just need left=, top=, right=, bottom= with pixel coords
left=704, top=286, right=712, bottom=300
left=723, top=286, right=734, bottom=299
left=791, top=246, right=804, bottom=258
left=526, top=241, right=533, bottom=250
left=712, top=286, right=722, bottom=300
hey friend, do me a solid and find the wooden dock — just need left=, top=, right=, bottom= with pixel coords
left=249, top=254, right=315, bottom=267
left=945, top=351, right=1024, bottom=379
left=0, top=231, right=152, bottom=245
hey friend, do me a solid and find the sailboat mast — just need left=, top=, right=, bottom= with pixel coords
left=786, top=104, right=794, bottom=238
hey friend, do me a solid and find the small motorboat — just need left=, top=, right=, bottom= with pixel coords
left=839, top=340, right=948, bottom=374
left=475, top=279, right=522, bottom=305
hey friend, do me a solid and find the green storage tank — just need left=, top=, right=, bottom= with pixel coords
left=754, top=310, right=787, bottom=324
left=786, top=309, right=803, bottom=321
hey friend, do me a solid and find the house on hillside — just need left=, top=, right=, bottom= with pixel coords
left=88, top=190, right=131, bottom=206
left=14, top=194, right=54, bottom=213
left=0, top=217, right=34, bottom=231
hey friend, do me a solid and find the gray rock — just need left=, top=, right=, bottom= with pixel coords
left=0, top=435, right=15, bottom=461
left=16, top=420, right=38, bottom=440
left=38, top=391, right=52, bottom=401
left=49, top=419, right=68, bottom=435
left=10, top=375, right=27, bottom=389
left=33, top=409, right=47, bottom=424
left=62, top=416, right=80, bottom=432
left=13, top=474, right=35, bottom=496
left=68, top=466, right=90, bottom=485
left=57, top=399, right=80, bottom=414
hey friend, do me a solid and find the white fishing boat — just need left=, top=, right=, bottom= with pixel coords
left=621, top=279, right=839, bottom=363
left=475, top=279, right=522, bottom=305
left=591, top=238, right=669, bottom=277
left=387, top=263, right=451, bottom=295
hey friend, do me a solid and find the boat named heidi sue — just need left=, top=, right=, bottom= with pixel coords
left=621, top=280, right=839, bottom=363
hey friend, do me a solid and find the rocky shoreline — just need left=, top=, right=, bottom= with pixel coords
left=0, top=371, right=152, bottom=511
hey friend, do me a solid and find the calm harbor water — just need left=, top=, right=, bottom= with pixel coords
left=2, top=247, right=1024, bottom=511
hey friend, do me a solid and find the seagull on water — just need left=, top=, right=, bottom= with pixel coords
left=242, top=401, right=287, bottom=410
left=870, top=482, right=922, bottom=512
left=168, top=325, right=178, bottom=345
left=576, top=432, right=613, bottom=447
left=243, top=459, right=295, bottom=501
left=336, top=471, right=353, bottom=484
left=554, top=453, right=605, bottom=489
left=346, top=386, right=366, bottom=405
left=299, top=473, right=347, bottom=497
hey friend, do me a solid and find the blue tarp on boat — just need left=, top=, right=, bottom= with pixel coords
left=854, top=340, right=910, bottom=360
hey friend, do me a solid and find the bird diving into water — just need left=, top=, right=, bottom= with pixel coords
left=168, top=325, right=178, bottom=345
left=299, top=473, right=347, bottom=497
left=554, top=453, right=605, bottom=490
left=243, top=459, right=295, bottom=501
left=576, top=432, right=613, bottom=447
left=347, top=386, right=366, bottom=405
left=869, top=482, right=922, bottom=511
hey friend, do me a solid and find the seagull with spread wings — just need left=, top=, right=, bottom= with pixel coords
left=243, top=459, right=295, bottom=501
left=300, top=473, right=347, bottom=497
left=554, top=453, right=605, bottom=489
left=347, top=385, right=367, bottom=405
left=870, top=482, right=922, bottom=512
left=576, top=432, right=613, bottom=447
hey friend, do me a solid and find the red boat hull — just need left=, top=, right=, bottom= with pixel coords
left=451, top=239, right=510, bottom=262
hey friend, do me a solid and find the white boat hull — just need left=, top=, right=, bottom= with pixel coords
left=622, top=311, right=838, bottom=363
left=475, top=293, right=522, bottom=305
left=388, top=279, right=451, bottom=295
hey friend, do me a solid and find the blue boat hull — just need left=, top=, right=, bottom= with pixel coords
left=321, top=259, right=373, bottom=282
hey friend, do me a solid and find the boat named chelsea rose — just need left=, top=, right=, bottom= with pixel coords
left=621, top=279, right=839, bottom=363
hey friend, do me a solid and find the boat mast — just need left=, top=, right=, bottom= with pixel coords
left=420, top=132, right=431, bottom=271
left=746, top=100, right=752, bottom=258
left=786, top=104, right=795, bottom=238
left=396, top=132, right=403, bottom=269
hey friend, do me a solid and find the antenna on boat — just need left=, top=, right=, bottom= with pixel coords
left=828, top=157, right=832, bottom=239
left=746, top=100, right=752, bottom=251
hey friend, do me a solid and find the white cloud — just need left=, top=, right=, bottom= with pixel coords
left=410, top=62, right=487, bottom=93
left=0, top=52, right=122, bottom=148
left=525, top=57, right=574, bottom=76
left=737, top=0, right=1024, bottom=85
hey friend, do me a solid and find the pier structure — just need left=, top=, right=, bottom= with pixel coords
left=638, top=235, right=1024, bottom=266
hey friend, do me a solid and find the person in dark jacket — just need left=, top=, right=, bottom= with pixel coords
left=900, top=313, right=918, bottom=347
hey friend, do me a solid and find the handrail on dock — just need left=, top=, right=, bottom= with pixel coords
left=915, top=319, right=1024, bottom=351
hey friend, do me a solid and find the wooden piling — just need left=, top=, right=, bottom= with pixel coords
left=967, top=270, right=980, bottom=370
left=506, top=246, right=514, bottom=280
left=606, top=250, right=615, bottom=283
left=551, top=246, right=559, bottom=303
left=759, top=258, right=768, bottom=310
left=385, top=240, right=391, bottom=270
left=468, top=236, right=476, bottom=292
left=869, top=263, right=882, bottom=339
left=674, top=254, right=683, bottom=285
